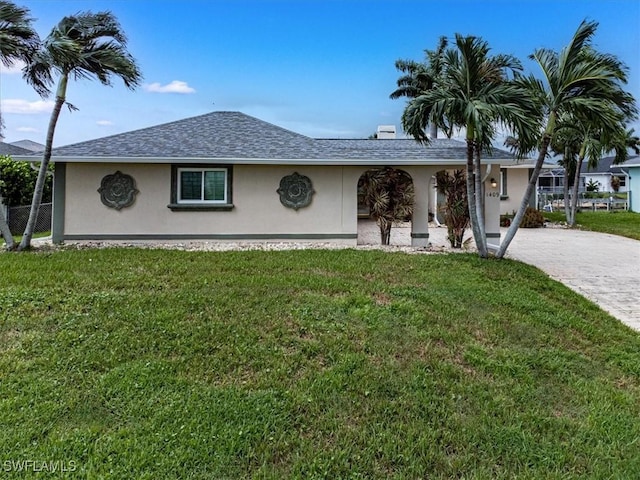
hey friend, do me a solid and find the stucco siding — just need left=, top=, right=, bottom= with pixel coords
left=500, top=168, right=531, bottom=215
left=629, top=167, right=640, bottom=213
left=64, top=163, right=366, bottom=240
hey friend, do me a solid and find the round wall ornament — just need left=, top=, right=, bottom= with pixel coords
left=277, top=172, right=315, bottom=210
left=98, top=171, right=139, bottom=210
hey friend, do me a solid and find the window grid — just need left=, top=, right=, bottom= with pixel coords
left=177, top=168, right=227, bottom=203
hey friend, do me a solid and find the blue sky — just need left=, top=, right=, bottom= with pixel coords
left=1, top=0, right=639, bottom=147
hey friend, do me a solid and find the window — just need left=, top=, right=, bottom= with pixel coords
left=500, top=168, right=508, bottom=198
left=169, top=165, right=233, bottom=211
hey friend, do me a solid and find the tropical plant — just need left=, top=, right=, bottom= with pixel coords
left=497, top=20, right=637, bottom=254
left=611, top=175, right=621, bottom=192
left=435, top=169, right=469, bottom=248
left=0, top=156, right=52, bottom=206
left=401, top=34, right=538, bottom=258
left=17, top=10, right=142, bottom=250
left=520, top=207, right=545, bottom=228
left=359, top=167, right=414, bottom=245
left=390, top=37, right=453, bottom=139
left=585, top=179, right=600, bottom=192
left=0, top=0, right=39, bottom=249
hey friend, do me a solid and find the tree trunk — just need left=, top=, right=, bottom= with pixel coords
left=474, top=145, right=487, bottom=255
left=563, top=166, right=571, bottom=224
left=380, top=224, right=391, bottom=245
left=429, top=123, right=438, bottom=139
left=0, top=205, right=14, bottom=250
left=496, top=134, right=553, bottom=259
left=465, top=138, right=488, bottom=258
left=568, top=156, right=584, bottom=227
left=19, top=75, right=67, bottom=251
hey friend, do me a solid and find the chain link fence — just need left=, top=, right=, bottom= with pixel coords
left=7, top=203, right=52, bottom=235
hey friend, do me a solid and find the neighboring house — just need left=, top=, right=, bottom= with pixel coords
left=8, top=139, right=45, bottom=152
left=616, top=156, right=640, bottom=212
left=580, top=155, right=630, bottom=193
left=0, top=141, right=32, bottom=156
left=14, top=112, right=518, bottom=248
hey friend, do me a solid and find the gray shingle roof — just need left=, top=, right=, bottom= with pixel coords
left=27, top=111, right=517, bottom=163
left=580, top=155, right=640, bottom=174
left=0, top=141, right=32, bottom=156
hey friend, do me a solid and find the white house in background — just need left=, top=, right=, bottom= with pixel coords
left=580, top=156, right=631, bottom=193
left=14, top=111, right=520, bottom=248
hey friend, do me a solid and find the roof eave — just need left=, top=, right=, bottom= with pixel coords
left=13, top=155, right=518, bottom=166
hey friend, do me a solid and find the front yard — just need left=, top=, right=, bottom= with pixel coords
left=1, top=248, right=639, bottom=478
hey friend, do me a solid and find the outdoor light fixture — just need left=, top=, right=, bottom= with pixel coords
left=490, top=178, right=497, bottom=188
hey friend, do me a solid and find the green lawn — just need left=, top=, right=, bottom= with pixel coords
left=1, top=248, right=639, bottom=479
left=544, top=210, right=640, bottom=240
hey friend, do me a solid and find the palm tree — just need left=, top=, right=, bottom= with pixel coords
left=359, top=168, right=414, bottom=245
left=497, top=20, right=637, bottom=257
left=18, top=11, right=142, bottom=250
left=553, top=110, right=633, bottom=226
left=0, top=0, right=39, bottom=249
left=390, top=36, right=451, bottom=139
left=402, top=34, right=538, bottom=258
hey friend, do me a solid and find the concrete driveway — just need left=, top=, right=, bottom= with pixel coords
left=503, top=227, right=640, bottom=332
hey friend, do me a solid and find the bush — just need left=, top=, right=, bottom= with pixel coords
left=0, top=156, right=53, bottom=206
left=520, top=207, right=545, bottom=228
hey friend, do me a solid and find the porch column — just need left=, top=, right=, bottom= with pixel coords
left=484, top=165, right=501, bottom=252
left=407, top=167, right=438, bottom=248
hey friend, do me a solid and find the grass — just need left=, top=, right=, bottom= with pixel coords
left=543, top=210, right=640, bottom=240
left=1, top=248, right=639, bottom=479
left=1, top=231, right=51, bottom=247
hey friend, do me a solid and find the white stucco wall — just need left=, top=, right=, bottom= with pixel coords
left=63, top=163, right=367, bottom=240
left=500, top=168, right=532, bottom=215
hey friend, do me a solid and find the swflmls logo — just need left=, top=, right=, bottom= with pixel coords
left=3, top=460, right=77, bottom=472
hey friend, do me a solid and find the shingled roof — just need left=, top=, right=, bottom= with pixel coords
left=16, top=111, right=518, bottom=165
left=0, top=141, right=32, bottom=156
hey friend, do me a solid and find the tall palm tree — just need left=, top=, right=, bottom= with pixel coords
left=402, top=34, right=538, bottom=258
left=497, top=20, right=637, bottom=257
left=0, top=0, right=39, bottom=249
left=18, top=11, right=142, bottom=250
left=390, top=36, right=451, bottom=139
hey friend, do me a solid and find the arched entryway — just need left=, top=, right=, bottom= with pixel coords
left=356, top=167, right=414, bottom=246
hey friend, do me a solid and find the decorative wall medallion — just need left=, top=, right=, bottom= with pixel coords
left=277, top=172, right=315, bottom=210
left=98, top=171, right=139, bottom=210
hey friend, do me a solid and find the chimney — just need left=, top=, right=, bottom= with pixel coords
left=376, top=125, right=396, bottom=139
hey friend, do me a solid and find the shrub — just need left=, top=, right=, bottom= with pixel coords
left=0, top=156, right=53, bottom=206
left=520, top=207, right=545, bottom=228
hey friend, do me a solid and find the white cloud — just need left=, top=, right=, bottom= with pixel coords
left=16, top=127, right=38, bottom=133
left=96, top=120, right=114, bottom=126
left=144, top=80, right=196, bottom=94
left=0, top=60, right=25, bottom=75
left=1, top=99, right=54, bottom=114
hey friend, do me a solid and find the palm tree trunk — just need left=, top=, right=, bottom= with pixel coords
left=474, top=145, right=487, bottom=255
left=569, top=156, right=584, bottom=227
left=0, top=205, right=15, bottom=250
left=18, top=75, right=67, bottom=251
left=496, top=133, right=553, bottom=259
left=563, top=167, right=571, bottom=223
left=465, top=139, right=487, bottom=257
